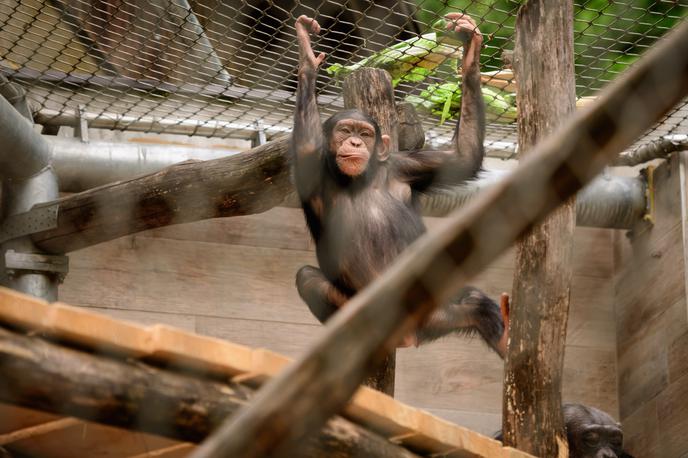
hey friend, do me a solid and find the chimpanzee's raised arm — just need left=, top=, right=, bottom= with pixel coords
left=291, top=15, right=327, bottom=201
left=396, top=13, right=486, bottom=191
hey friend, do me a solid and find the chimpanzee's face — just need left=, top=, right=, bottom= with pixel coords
left=329, top=118, right=377, bottom=177
left=565, top=404, right=625, bottom=458
left=570, top=424, right=623, bottom=458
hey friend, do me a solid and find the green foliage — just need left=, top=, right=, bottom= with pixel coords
left=406, top=83, right=517, bottom=124
left=414, top=0, right=687, bottom=94
left=325, top=32, right=462, bottom=85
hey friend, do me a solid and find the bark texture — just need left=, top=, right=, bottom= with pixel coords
left=342, top=68, right=401, bottom=396
left=503, top=1, right=576, bottom=457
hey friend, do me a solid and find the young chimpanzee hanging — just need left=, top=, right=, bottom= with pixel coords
left=291, top=13, right=508, bottom=356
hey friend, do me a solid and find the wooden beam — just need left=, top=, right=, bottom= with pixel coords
left=342, top=68, right=400, bottom=396
left=0, top=418, right=80, bottom=445
left=189, top=19, right=688, bottom=458
left=128, top=443, right=194, bottom=458
left=0, top=288, right=527, bottom=457
left=502, top=1, right=576, bottom=456
left=0, top=326, right=421, bottom=458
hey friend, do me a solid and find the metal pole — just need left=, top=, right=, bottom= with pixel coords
left=0, top=95, right=53, bottom=179
left=0, top=90, right=61, bottom=302
left=47, top=137, right=241, bottom=192
left=2, top=169, right=61, bottom=301
left=419, top=170, right=647, bottom=229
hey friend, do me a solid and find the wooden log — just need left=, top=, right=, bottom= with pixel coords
left=31, top=138, right=292, bottom=254
left=189, top=19, right=688, bottom=458
left=343, top=68, right=400, bottom=152
left=342, top=68, right=400, bottom=396
left=396, top=103, right=426, bottom=152
left=502, top=1, right=576, bottom=457
left=0, top=326, right=420, bottom=458
left=613, top=134, right=688, bottom=166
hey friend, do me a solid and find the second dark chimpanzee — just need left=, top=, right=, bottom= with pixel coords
left=290, top=13, right=508, bottom=356
left=564, top=404, right=634, bottom=458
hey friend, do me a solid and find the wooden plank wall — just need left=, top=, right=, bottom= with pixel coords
left=613, top=153, right=688, bottom=458
left=59, top=206, right=618, bottom=438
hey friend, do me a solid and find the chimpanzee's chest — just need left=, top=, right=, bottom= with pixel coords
left=315, top=186, right=426, bottom=292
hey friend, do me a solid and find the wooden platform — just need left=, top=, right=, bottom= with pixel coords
left=0, top=287, right=534, bottom=457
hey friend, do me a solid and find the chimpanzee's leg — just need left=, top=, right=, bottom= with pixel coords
left=296, top=265, right=349, bottom=324
left=416, top=286, right=508, bottom=358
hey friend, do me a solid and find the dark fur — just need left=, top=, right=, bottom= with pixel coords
left=565, top=404, right=633, bottom=458
left=290, top=21, right=503, bottom=354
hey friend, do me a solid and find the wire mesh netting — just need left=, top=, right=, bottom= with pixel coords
left=0, top=0, right=686, bottom=156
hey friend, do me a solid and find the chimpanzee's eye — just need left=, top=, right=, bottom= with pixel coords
left=583, top=432, right=600, bottom=447
left=360, top=130, right=372, bottom=138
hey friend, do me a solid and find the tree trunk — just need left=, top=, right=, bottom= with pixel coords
left=342, top=68, right=400, bottom=396
left=502, top=1, right=576, bottom=457
left=396, top=102, right=426, bottom=151
left=0, top=326, right=420, bottom=458
left=343, top=68, right=400, bottom=152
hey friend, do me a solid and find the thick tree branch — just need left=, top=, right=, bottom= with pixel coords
left=613, top=134, right=688, bottom=166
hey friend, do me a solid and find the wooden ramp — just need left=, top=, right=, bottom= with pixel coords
left=0, top=287, right=534, bottom=458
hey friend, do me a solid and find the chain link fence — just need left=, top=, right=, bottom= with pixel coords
left=0, top=0, right=686, bottom=156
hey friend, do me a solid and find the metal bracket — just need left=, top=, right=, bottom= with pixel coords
left=0, top=203, right=59, bottom=244
left=251, top=120, right=267, bottom=147
left=74, top=104, right=89, bottom=142
left=5, top=250, right=69, bottom=282
left=642, top=165, right=656, bottom=225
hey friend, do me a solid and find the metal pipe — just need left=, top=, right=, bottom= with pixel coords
left=48, top=137, right=241, bottom=192
left=0, top=95, right=53, bottom=180
left=0, top=75, right=34, bottom=121
left=2, top=168, right=61, bottom=302
left=419, top=170, right=647, bottom=229
left=0, top=87, right=60, bottom=301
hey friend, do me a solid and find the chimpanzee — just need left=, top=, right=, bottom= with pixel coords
left=290, top=13, right=508, bottom=356
left=496, top=404, right=634, bottom=458
left=564, top=404, right=634, bottom=458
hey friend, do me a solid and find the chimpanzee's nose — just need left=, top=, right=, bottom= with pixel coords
left=350, top=137, right=362, bottom=146
left=599, top=449, right=617, bottom=458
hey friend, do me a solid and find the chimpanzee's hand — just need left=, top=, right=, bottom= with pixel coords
left=444, top=12, right=483, bottom=74
left=295, top=15, right=326, bottom=75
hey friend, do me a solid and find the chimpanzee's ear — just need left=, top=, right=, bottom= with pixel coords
left=379, top=134, right=391, bottom=162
